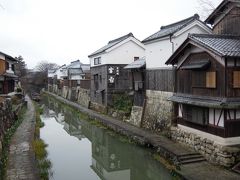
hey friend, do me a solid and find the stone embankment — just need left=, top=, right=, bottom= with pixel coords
left=0, top=98, right=16, bottom=154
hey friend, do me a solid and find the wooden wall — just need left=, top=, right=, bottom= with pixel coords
left=176, top=52, right=225, bottom=97
left=0, top=59, right=5, bottom=74
left=213, top=7, right=240, bottom=36
left=146, top=68, right=175, bottom=92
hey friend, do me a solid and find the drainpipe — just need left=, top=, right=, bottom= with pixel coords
left=170, top=34, right=174, bottom=54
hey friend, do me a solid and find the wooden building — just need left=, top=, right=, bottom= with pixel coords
left=88, top=33, right=145, bottom=112
left=0, top=52, right=18, bottom=94
left=166, top=0, right=240, bottom=142
left=124, top=57, right=146, bottom=107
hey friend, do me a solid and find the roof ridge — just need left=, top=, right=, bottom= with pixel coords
left=160, top=14, right=199, bottom=30
left=190, top=33, right=240, bottom=39
left=108, top=33, right=134, bottom=44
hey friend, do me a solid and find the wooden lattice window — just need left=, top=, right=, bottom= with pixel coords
left=206, top=71, right=216, bottom=88
left=233, top=71, right=240, bottom=88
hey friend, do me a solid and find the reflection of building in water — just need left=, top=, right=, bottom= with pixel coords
left=55, top=113, right=65, bottom=125
left=43, top=96, right=171, bottom=180
left=63, top=122, right=85, bottom=140
left=90, top=126, right=171, bottom=180
left=91, top=126, right=130, bottom=180
left=62, top=107, right=85, bottom=140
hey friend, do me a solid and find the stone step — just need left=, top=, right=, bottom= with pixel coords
left=180, top=157, right=206, bottom=165
left=178, top=154, right=203, bottom=161
left=178, top=153, right=200, bottom=157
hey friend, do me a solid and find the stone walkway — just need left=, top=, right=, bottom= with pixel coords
left=47, top=91, right=240, bottom=180
left=6, top=95, right=39, bottom=180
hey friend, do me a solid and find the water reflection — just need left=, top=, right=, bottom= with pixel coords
left=41, top=96, right=171, bottom=180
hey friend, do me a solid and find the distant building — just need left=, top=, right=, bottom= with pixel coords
left=88, top=33, right=145, bottom=112
left=166, top=0, right=240, bottom=167
left=0, top=52, right=18, bottom=94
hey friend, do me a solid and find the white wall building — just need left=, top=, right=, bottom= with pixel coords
left=142, top=14, right=212, bottom=69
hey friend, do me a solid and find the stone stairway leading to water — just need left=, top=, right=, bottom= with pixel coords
left=178, top=153, right=206, bottom=165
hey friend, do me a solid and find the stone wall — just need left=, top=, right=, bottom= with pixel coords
left=107, top=108, right=129, bottom=122
left=141, top=90, right=173, bottom=133
left=128, top=106, right=143, bottom=127
left=89, top=102, right=107, bottom=114
left=62, top=86, right=68, bottom=99
left=77, top=88, right=90, bottom=108
left=0, top=98, right=16, bottom=155
left=171, top=127, right=240, bottom=167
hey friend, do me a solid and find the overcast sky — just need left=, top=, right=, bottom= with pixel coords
left=0, top=0, right=222, bottom=69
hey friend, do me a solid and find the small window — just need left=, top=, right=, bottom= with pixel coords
left=134, top=57, right=139, bottom=61
left=94, top=57, right=101, bottom=65
left=206, top=71, right=216, bottom=88
left=233, top=71, right=240, bottom=88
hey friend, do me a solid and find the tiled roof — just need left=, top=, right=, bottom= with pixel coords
left=169, top=93, right=240, bottom=108
left=189, top=34, right=240, bottom=57
left=124, top=57, right=146, bottom=69
left=0, top=51, right=16, bottom=61
left=166, top=34, right=240, bottom=65
left=88, top=33, right=134, bottom=57
left=142, top=14, right=200, bottom=43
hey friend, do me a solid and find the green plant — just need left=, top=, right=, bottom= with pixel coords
left=112, top=93, right=133, bottom=114
left=33, top=102, right=52, bottom=180
left=16, top=88, right=22, bottom=93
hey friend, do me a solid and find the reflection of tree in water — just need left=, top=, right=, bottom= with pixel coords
left=42, top=96, right=171, bottom=180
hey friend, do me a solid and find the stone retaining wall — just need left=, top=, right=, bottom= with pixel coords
left=142, top=90, right=173, bottom=133
left=0, top=98, right=16, bottom=155
left=171, top=127, right=240, bottom=167
left=77, top=88, right=90, bottom=108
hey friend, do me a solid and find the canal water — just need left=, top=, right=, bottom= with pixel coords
left=40, top=97, right=172, bottom=180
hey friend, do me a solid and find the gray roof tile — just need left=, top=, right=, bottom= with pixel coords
left=190, top=34, right=240, bottom=57
left=142, top=14, right=200, bottom=43
left=88, top=33, right=134, bottom=57
left=124, top=58, right=146, bottom=69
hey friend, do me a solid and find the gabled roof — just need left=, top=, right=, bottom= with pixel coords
left=0, top=51, right=17, bottom=61
left=142, top=14, right=202, bottom=43
left=88, top=33, right=134, bottom=57
left=166, top=34, right=240, bottom=65
left=124, top=57, right=146, bottom=69
left=205, top=0, right=240, bottom=25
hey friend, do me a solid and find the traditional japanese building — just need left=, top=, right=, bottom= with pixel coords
left=88, top=33, right=145, bottom=113
left=140, top=14, right=212, bottom=132
left=0, top=52, right=18, bottom=94
left=166, top=0, right=240, bottom=167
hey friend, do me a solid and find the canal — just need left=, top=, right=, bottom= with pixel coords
left=40, top=96, right=172, bottom=180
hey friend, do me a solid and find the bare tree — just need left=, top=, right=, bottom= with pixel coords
left=35, top=61, right=59, bottom=73
left=197, top=0, right=217, bottom=20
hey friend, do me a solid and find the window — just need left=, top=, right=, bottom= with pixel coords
left=94, top=74, right=99, bottom=90
left=182, top=105, right=208, bottom=125
left=206, top=71, right=216, bottom=88
left=5, top=62, right=9, bottom=70
left=94, top=57, right=101, bottom=65
left=233, top=71, right=240, bottom=88
left=134, top=57, right=139, bottom=61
